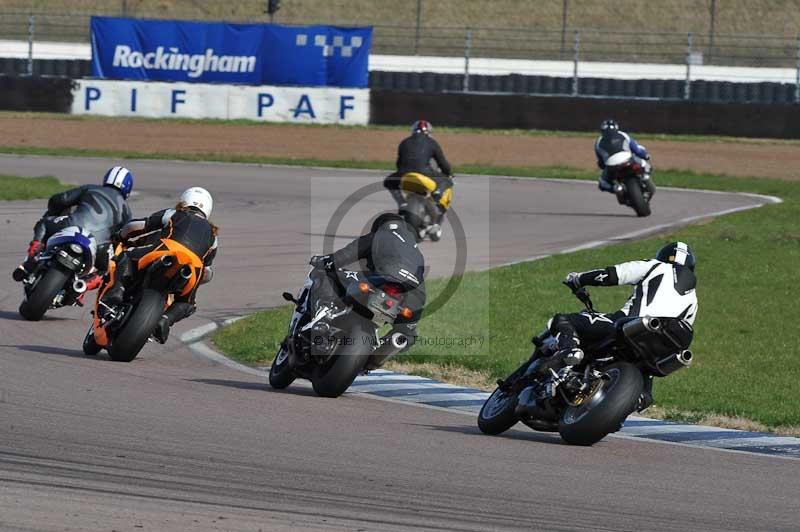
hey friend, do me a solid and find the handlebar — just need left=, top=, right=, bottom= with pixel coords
left=563, top=282, right=595, bottom=313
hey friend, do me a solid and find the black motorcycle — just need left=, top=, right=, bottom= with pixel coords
left=269, top=267, right=414, bottom=397
left=604, top=151, right=656, bottom=217
left=478, top=283, right=693, bottom=446
left=18, top=226, right=97, bottom=321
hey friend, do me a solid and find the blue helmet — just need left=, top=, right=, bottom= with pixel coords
left=102, top=166, right=134, bottom=199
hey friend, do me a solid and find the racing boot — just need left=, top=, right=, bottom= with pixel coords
left=153, top=314, right=170, bottom=344
left=636, top=375, right=655, bottom=412
left=388, top=188, right=406, bottom=210
left=598, top=176, right=616, bottom=193
left=12, top=240, right=44, bottom=281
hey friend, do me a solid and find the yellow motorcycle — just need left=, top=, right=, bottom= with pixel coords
left=397, top=172, right=453, bottom=242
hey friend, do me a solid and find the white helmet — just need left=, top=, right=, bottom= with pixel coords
left=178, top=187, right=213, bottom=218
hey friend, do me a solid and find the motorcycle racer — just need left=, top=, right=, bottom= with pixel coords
left=384, top=120, right=454, bottom=218
left=103, top=187, right=217, bottom=344
left=309, top=212, right=426, bottom=369
left=595, top=119, right=652, bottom=194
left=12, top=166, right=134, bottom=300
left=538, top=241, right=698, bottom=411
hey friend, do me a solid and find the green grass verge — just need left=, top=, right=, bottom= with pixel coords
left=0, top=174, right=69, bottom=201
left=214, top=167, right=799, bottom=431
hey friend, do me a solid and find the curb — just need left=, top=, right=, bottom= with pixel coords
left=182, top=323, right=800, bottom=460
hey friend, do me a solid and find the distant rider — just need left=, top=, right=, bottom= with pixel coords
left=595, top=119, right=652, bottom=194
left=103, top=187, right=218, bottom=344
left=538, top=241, right=698, bottom=411
left=310, top=212, right=426, bottom=369
left=384, top=120, right=454, bottom=220
left=13, top=166, right=134, bottom=301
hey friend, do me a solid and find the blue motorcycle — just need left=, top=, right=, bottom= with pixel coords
left=18, top=226, right=97, bottom=321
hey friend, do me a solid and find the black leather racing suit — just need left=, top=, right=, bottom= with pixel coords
left=31, top=184, right=132, bottom=270
left=112, top=207, right=218, bottom=327
left=315, top=218, right=426, bottom=363
left=384, top=132, right=453, bottom=207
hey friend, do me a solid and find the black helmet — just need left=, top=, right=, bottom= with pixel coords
left=656, top=241, right=696, bottom=271
left=371, top=212, right=406, bottom=233
left=600, top=119, right=619, bottom=133
left=411, top=119, right=432, bottom=135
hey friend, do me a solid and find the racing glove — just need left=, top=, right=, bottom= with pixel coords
left=309, top=254, right=335, bottom=272
left=564, top=272, right=582, bottom=291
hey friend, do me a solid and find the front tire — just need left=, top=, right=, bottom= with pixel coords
left=19, top=267, right=70, bottom=321
left=107, top=289, right=165, bottom=362
left=625, top=176, right=651, bottom=217
left=268, top=344, right=296, bottom=389
left=311, top=321, right=373, bottom=398
left=478, top=387, right=519, bottom=435
left=558, top=362, right=643, bottom=446
left=82, top=328, right=102, bottom=356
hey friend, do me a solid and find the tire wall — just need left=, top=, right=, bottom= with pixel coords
left=0, top=75, right=74, bottom=112
left=370, top=90, right=800, bottom=139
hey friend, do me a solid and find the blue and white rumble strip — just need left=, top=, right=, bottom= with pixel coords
left=350, top=370, right=800, bottom=458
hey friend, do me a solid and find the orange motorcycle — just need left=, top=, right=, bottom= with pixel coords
left=83, top=239, right=204, bottom=362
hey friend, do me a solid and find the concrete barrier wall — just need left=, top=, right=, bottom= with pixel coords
left=370, top=90, right=800, bottom=138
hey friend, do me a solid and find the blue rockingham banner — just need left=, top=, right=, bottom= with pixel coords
left=90, top=17, right=372, bottom=88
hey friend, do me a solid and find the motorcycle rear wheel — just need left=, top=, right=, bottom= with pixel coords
left=624, top=176, right=651, bottom=217
left=558, top=362, right=643, bottom=446
left=311, top=321, right=373, bottom=398
left=108, top=289, right=165, bottom=362
left=19, top=267, right=70, bottom=321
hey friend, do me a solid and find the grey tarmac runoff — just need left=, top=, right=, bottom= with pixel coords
left=0, top=155, right=795, bottom=532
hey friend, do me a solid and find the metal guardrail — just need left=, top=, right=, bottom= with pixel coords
left=2, top=9, right=800, bottom=102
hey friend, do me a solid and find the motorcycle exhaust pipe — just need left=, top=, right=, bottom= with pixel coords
left=72, top=278, right=87, bottom=294
left=643, top=316, right=662, bottom=332
left=179, top=265, right=192, bottom=280
left=654, top=349, right=693, bottom=376
left=364, top=333, right=409, bottom=370
left=160, top=255, right=175, bottom=268
left=61, top=278, right=88, bottom=306
left=390, top=332, right=408, bottom=350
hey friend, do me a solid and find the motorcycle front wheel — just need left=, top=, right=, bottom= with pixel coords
left=268, top=344, right=296, bottom=389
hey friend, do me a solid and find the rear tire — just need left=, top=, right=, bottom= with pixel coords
left=400, top=195, right=427, bottom=240
left=478, top=387, right=519, bottom=435
left=268, top=345, right=296, bottom=389
left=19, top=267, right=70, bottom=321
left=107, top=289, right=165, bottom=362
left=558, top=362, right=643, bottom=446
left=625, top=176, right=651, bottom=217
left=311, top=321, right=373, bottom=398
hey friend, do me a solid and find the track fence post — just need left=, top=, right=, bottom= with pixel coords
left=684, top=32, right=693, bottom=100
left=413, top=0, right=422, bottom=55
left=26, top=14, right=35, bottom=76
left=463, top=27, right=472, bottom=92
left=572, top=30, right=580, bottom=96
left=795, top=34, right=800, bottom=103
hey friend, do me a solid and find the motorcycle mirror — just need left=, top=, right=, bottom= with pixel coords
left=282, top=292, right=296, bottom=303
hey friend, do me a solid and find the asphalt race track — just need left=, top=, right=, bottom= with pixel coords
left=0, top=155, right=796, bottom=531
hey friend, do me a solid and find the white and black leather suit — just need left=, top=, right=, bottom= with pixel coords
left=552, top=258, right=698, bottom=355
